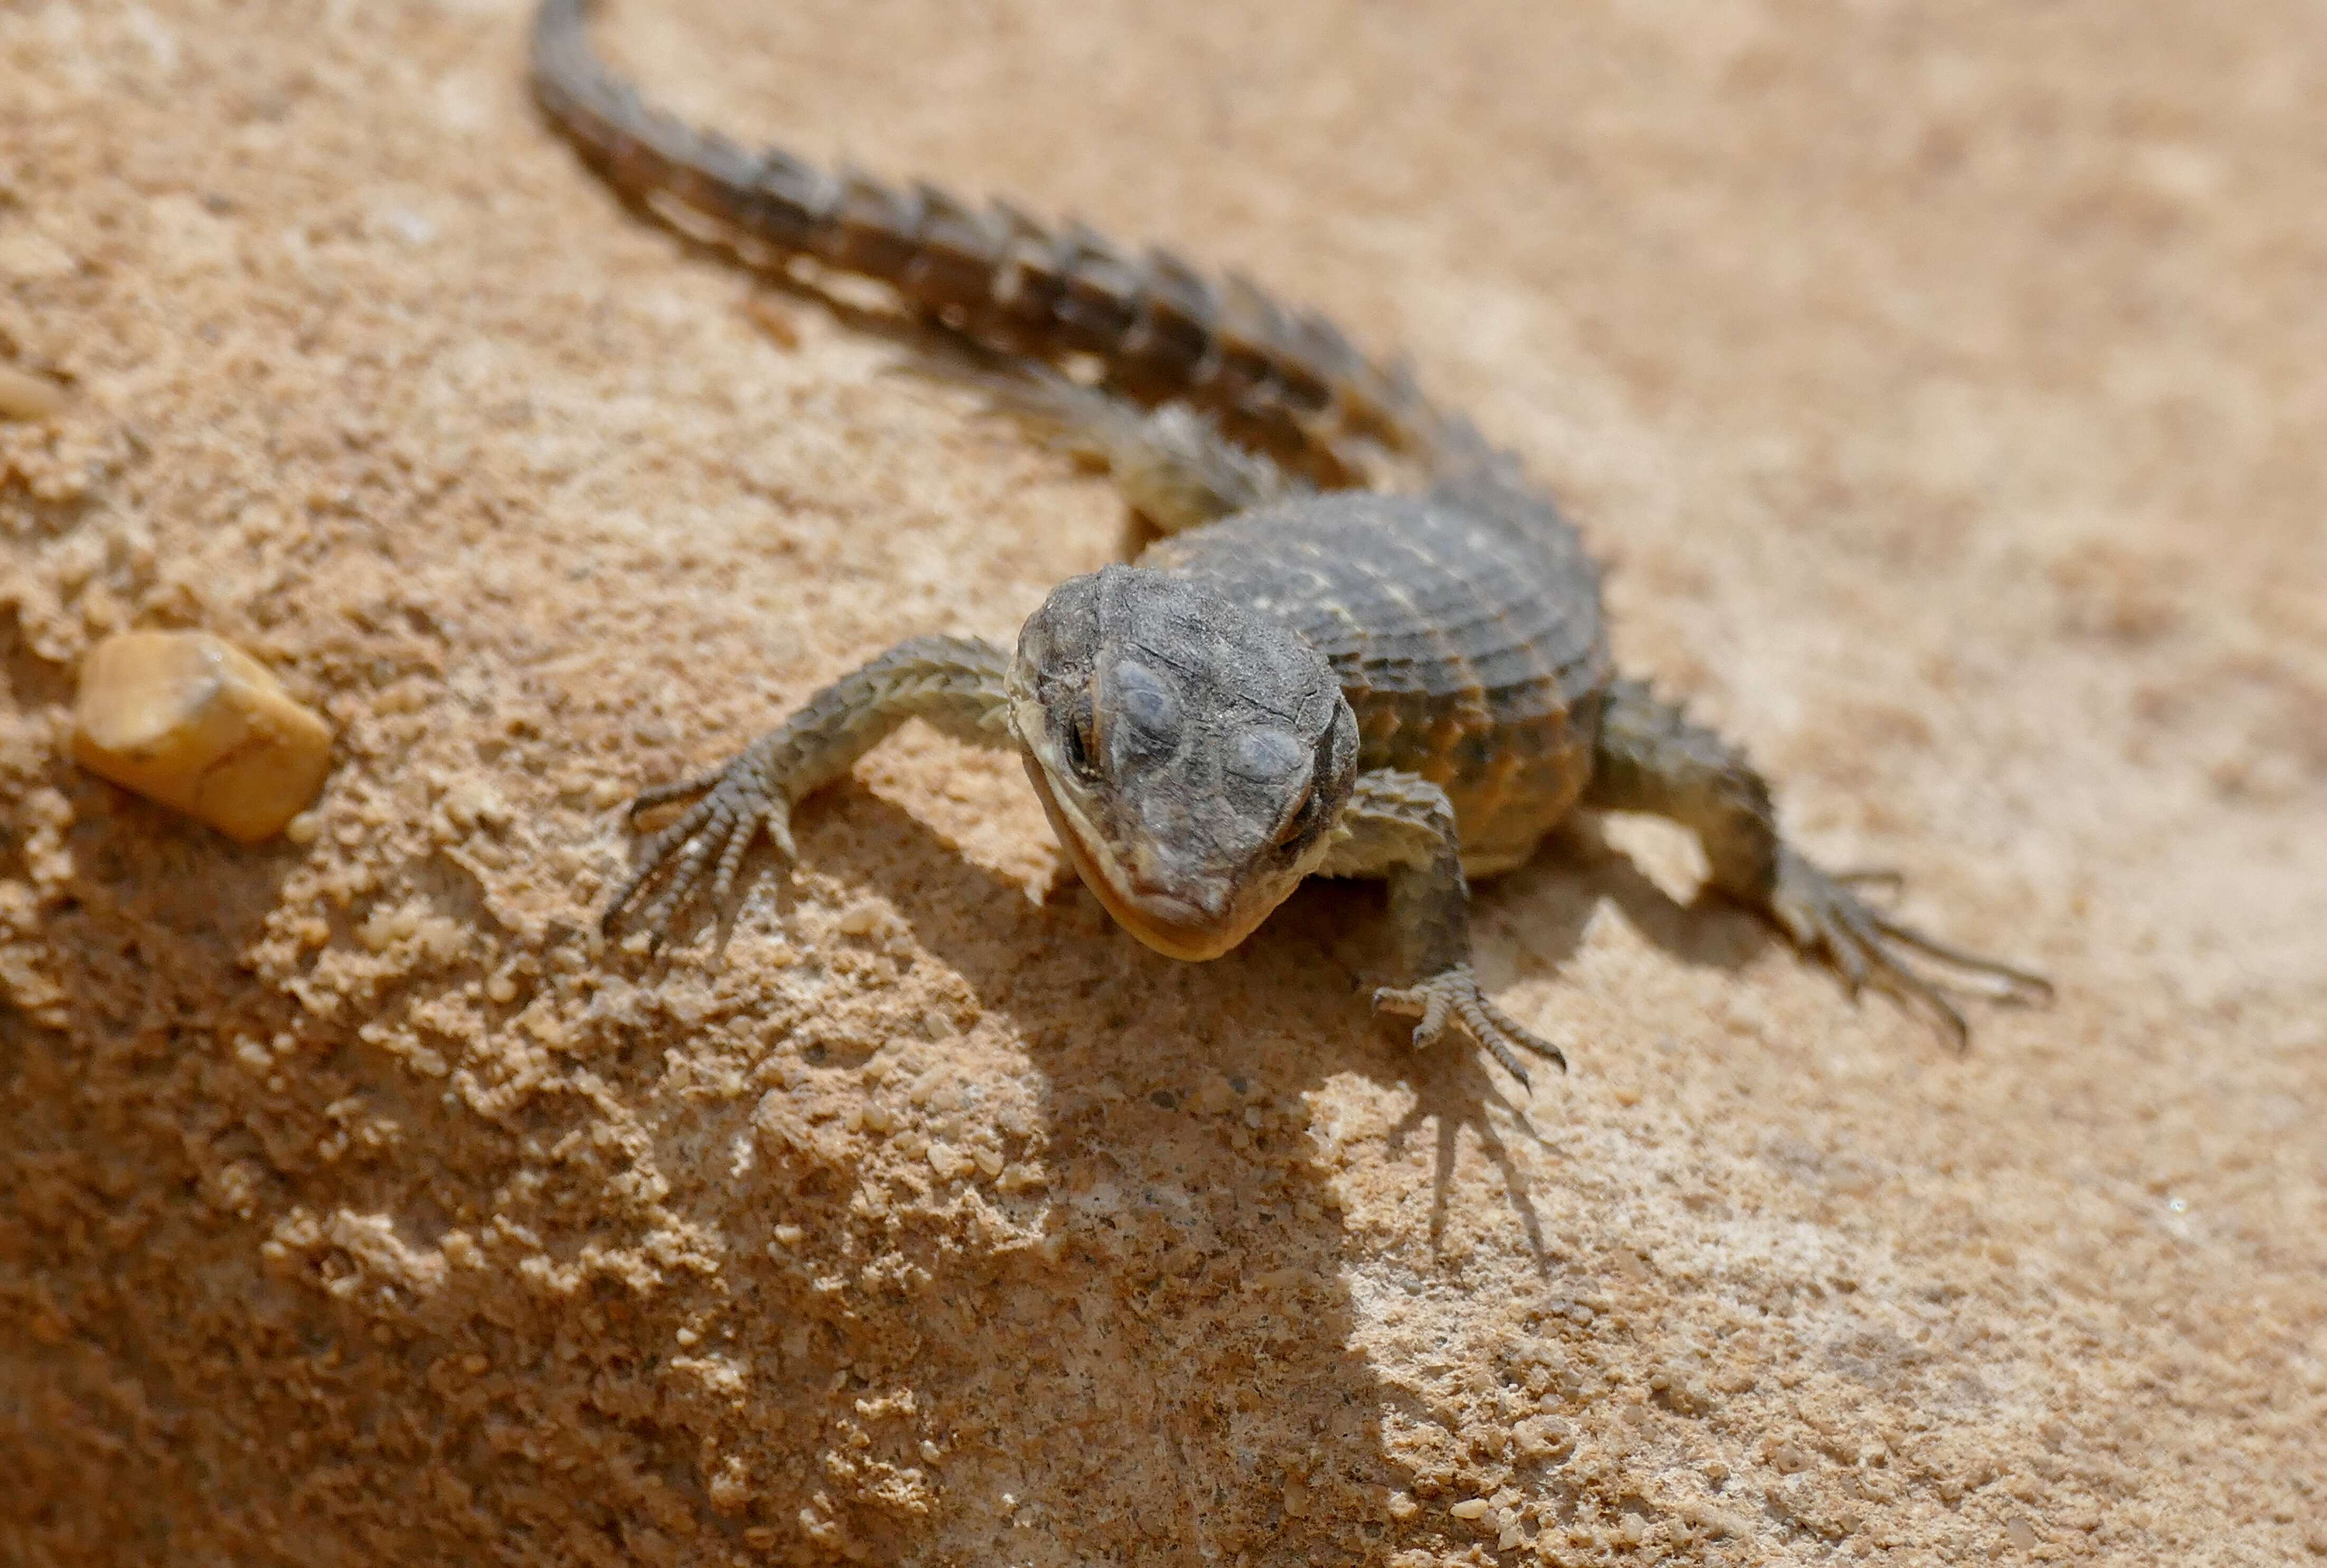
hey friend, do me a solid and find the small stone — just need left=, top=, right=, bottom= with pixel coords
left=0, top=363, right=67, bottom=422
left=997, top=1160, right=1049, bottom=1193
left=72, top=631, right=333, bottom=842
left=705, top=1459, right=750, bottom=1511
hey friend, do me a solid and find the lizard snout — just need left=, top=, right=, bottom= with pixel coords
left=1124, top=846, right=1234, bottom=923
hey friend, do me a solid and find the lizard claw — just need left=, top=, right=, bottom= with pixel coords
left=1374, top=965, right=1568, bottom=1090
left=1770, top=848, right=2052, bottom=1047
left=602, top=749, right=795, bottom=945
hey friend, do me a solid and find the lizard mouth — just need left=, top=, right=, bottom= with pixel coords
left=1023, top=764, right=1264, bottom=963
left=1057, top=821, right=1259, bottom=962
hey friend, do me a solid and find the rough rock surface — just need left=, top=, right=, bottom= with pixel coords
left=3, top=1, right=2322, bottom=1564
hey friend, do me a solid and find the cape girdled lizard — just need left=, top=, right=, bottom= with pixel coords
left=530, top=0, right=2050, bottom=1086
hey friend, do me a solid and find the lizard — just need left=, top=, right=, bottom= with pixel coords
left=529, top=0, right=2051, bottom=1087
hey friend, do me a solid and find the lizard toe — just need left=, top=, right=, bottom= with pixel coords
left=1374, top=966, right=1562, bottom=1089
left=1772, top=847, right=2050, bottom=1045
left=1372, top=979, right=1452, bottom=1049
left=605, top=756, right=796, bottom=944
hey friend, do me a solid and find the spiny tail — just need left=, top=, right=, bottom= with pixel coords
left=528, top=0, right=1525, bottom=491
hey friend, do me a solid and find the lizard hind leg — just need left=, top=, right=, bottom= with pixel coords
left=1766, top=847, right=2054, bottom=1044
left=927, top=358, right=1306, bottom=535
left=1582, top=677, right=2052, bottom=1043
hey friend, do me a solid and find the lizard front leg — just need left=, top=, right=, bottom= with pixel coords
left=1583, top=677, right=2051, bottom=1040
left=1321, top=769, right=1568, bottom=1087
left=603, top=635, right=1015, bottom=944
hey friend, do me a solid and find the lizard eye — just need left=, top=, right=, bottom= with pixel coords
left=1112, top=660, right=1180, bottom=746
left=1062, top=694, right=1102, bottom=782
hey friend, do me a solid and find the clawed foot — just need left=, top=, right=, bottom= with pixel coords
left=1770, top=847, right=2053, bottom=1046
left=1374, top=965, right=1568, bottom=1091
left=600, top=748, right=794, bottom=949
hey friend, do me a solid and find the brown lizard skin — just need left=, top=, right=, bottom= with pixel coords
left=533, top=0, right=2050, bottom=1086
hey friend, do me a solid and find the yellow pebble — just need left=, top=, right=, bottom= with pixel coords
left=72, top=630, right=334, bottom=843
left=0, top=364, right=67, bottom=422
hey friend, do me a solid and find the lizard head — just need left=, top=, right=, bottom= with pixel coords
left=1008, top=565, right=1360, bottom=961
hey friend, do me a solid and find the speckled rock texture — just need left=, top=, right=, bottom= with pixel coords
left=3, top=2, right=2322, bottom=1564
